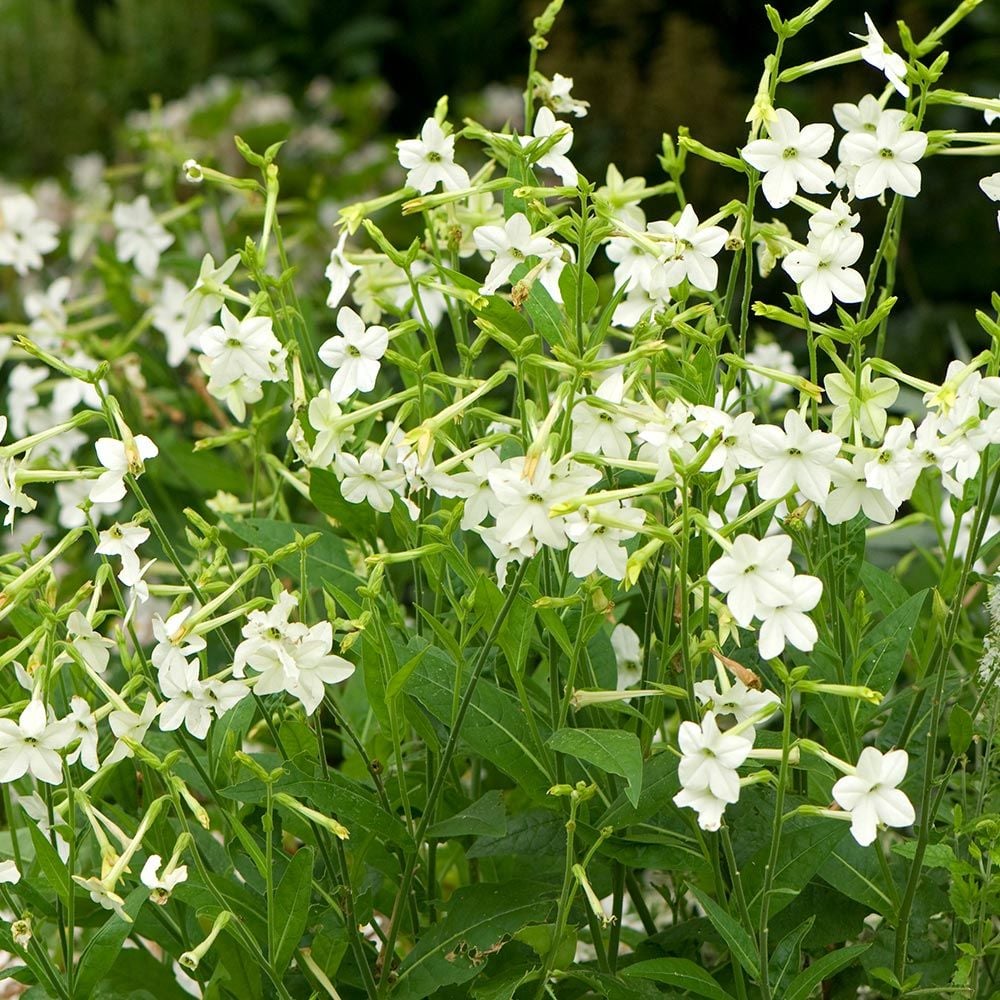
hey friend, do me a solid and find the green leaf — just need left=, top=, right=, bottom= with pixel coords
left=393, top=881, right=553, bottom=1000
left=769, top=916, right=815, bottom=992
left=855, top=590, right=926, bottom=724
left=891, top=840, right=956, bottom=870
left=272, top=847, right=315, bottom=973
left=75, top=887, right=148, bottom=997
left=28, top=824, right=70, bottom=906
left=385, top=644, right=430, bottom=704
left=623, top=957, right=732, bottom=999
left=523, top=282, right=565, bottom=348
left=92, top=948, right=194, bottom=1000
left=818, top=842, right=895, bottom=915
left=687, top=885, right=760, bottom=980
left=858, top=562, right=910, bottom=618
left=783, top=943, right=870, bottom=1000
left=599, top=749, right=679, bottom=827
left=468, top=810, right=565, bottom=860
left=406, top=640, right=551, bottom=798
left=546, top=728, right=643, bottom=808
left=948, top=704, right=974, bottom=756
left=558, top=262, right=599, bottom=329
left=428, top=791, right=508, bottom=839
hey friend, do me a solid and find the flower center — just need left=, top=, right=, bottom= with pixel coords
left=782, top=147, right=798, bottom=159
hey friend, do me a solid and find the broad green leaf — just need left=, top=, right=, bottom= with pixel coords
left=623, top=957, right=731, bottom=1000
left=891, top=840, right=956, bottom=870
left=393, top=881, right=553, bottom=1000
left=858, top=562, right=910, bottom=618
left=92, top=948, right=194, bottom=1000
left=600, top=749, right=679, bottom=827
left=74, top=887, right=148, bottom=997
left=818, top=842, right=895, bottom=915
left=272, top=847, right=315, bottom=973
left=473, top=576, right=537, bottom=675
left=512, top=923, right=576, bottom=968
left=468, top=810, right=565, bottom=859
left=783, top=943, right=870, bottom=1000
left=523, top=282, right=565, bottom=348
left=687, top=885, right=760, bottom=980
left=740, top=819, right=852, bottom=922
left=386, top=643, right=429, bottom=703
left=220, top=765, right=411, bottom=848
left=855, top=591, right=926, bottom=725
left=428, top=791, right=507, bottom=839
left=546, top=728, right=643, bottom=808
left=558, top=262, right=599, bottom=329
left=406, top=640, right=551, bottom=798
left=948, top=704, right=974, bottom=756
left=769, top=916, right=815, bottom=992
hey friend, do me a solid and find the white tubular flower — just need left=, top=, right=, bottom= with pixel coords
left=821, top=454, right=896, bottom=526
left=740, top=108, right=835, bottom=209
left=473, top=212, right=557, bottom=295
left=96, top=521, right=151, bottom=588
left=832, top=747, right=915, bottom=846
left=152, top=276, right=205, bottom=367
left=863, top=418, right=922, bottom=509
left=824, top=368, right=899, bottom=442
left=853, top=13, right=910, bottom=97
left=64, top=696, right=100, bottom=772
left=339, top=448, right=405, bottom=513
left=200, top=307, right=283, bottom=387
left=396, top=117, right=470, bottom=195
left=535, top=72, right=589, bottom=118
left=0, top=860, right=21, bottom=884
left=307, top=390, right=348, bottom=468
left=67, top=611, right=116, bottom=674
left=565, top=501, right=645, bottom=581
left=183, top=252, right=240, bottom=334
left=158, top=658, right=213, bottom=739
left=756, top=573, right=823, bottom=659
left=141, top=855, right=189, bottom=905
left=782, top=231, right=865, bottom=316
left=0, top=700, right=74, bottom=785
left=748, top=409, right=842, bottom=504
left=0, top=193, right=59, bottom=275
left=691, top=408, right=759, bottom=495
left=522, top=107, right=578, bottom=185
left=981, top=173, right=1000, bottom=232
left=105, top=693, right=160, bottom=766
left=807, top=194, right=860, bottom=242
left=447, top=449, right=503, bottom=530
left=707, top=533, right=796, bottom=627
left=745, top=342, right=797, bottom=404
left=479, top=524, right=536, bottom=587
left=673, top=711, right=754, bottom=831
left=151, top=607, right=206, bottom=674
left=326, top=230, right=360, bottom=309
left=112, top=195, right=174, bottom=277
left=655, top=205, right=728, bottom=292
left=693, top=678, right=781, bottom=726
left=611, top=623, right=642, bottom=689
left=571, top=373, right=637, bottom=459
left=90, top=434, right=159, bottom=505
left=318, top=307, right=389, bottom=403
left=839, top=116, right=928, bottom=200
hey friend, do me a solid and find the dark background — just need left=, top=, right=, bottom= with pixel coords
left=3, top=0, right=998, bottom=375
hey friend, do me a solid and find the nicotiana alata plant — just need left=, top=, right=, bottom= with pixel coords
left=1, top=0, right=1000, bottom=998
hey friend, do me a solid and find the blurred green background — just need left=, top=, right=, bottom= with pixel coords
left=2, top=0, right=998, bottom=376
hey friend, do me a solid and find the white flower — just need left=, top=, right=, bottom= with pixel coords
left=158, top=658, right=214, bottom=739
left=446, top=450, right=503, bottom=530
left=151, top=607, right=206, bottom=674
left=852, top=13, right=910, bottom=97
left=565, top=501, right=645, bottom=580
left=807, top=194, right=860, bottom=242
left=611, top=623, right=642, bottom=689
left=745, top=342, right=797, bottom=404
left=756, top=573, right=823, bottom=659
left=478, top=524, right=536, bottom=587
left=673, top=711, right=754, bottom=830
left=693, top=678, right=781, bottom=726
left=141, top=855, right=188, bottom=904
left=571, top=373, right=637, bottom=459
left=67, top=611, right=115, bottom=674
left=821, top=454, right=896, bottom=525
left=339, top=448, right=405, bottom=513
left=0, top=700, right=74, bottom=785
left=318, top=307, right=389, bottom=403
left=981, top=173, right=1000, bottom=232
left=707, top=533, right=797, bottom=627
left=824, top=368, right=899, bottom=442
left=473, top=212, right=557, bottom=295
left=782, top=231, right=865, bottom=315
left=536, top=73, right=589, bottom=118
left=184, top=252, right=240, bottom=334
left=151, top=276, right=206, bottom=367
left=655, top=204, right=728, bottom=292
left=864, top=419, right=922, bottom=508
left=0, top=860, right=20, bottom=884
left=64, top=696, right=100, bottom=772
left=748, top=409, right=842, bottom=504
left=24, top=276, right=72, bottom=345
left=396, top=118, right=470, bottom=195
left=96, top=520, right=151, bottom=588
left=0, top=193, right=59, bottom=274
left=325, top=230, right=359, bottom=309
left=200, top=307, right=284, bottom=387
left=832, top=747, right=915, bottom=846
left=112, top=195, right=174, bottom=277
left=839, top=116, right=927, bottom=200
left=741, top=109, right=835, bottom=209
left=521, top=107, right=578, bottom=185
left=105, top=693, right=159, bottom=766
left=90, top=434, right=159, bottom=505
left=307, top=390, right=348, bottom=467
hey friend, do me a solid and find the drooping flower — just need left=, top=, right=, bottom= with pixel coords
left=852, top=13, right=910, bottom=97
